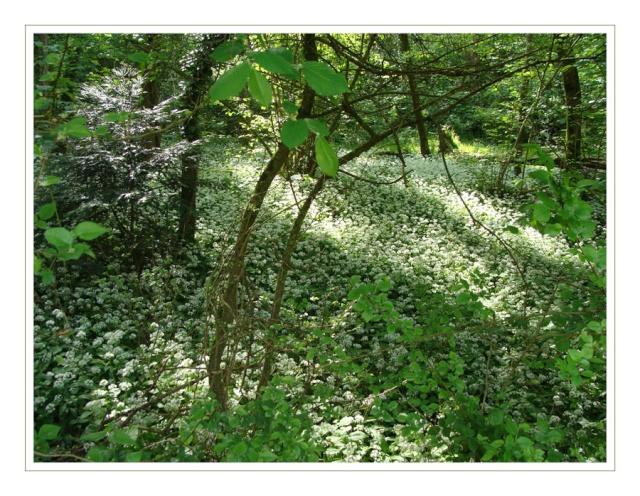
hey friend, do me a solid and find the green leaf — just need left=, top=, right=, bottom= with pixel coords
left=58, top=117, right=91, bottom=138
left=94, top=125, right=111, bottom=138
left=528, top=169, right=550, bottom=184
left=35, top=97, right=50, bottom=111
left=110, top=429, right=137, bottom=446
left=103, top=112, right=130, bottom=123
left=574, top=200, right=593, bottom=220
left=481, top=448, right=497, bottom=462
left=37, top=202, right=56, bottom=221
left=61, top=242, right=96, bottom=261
left=247, top=68, right=273, bottom=107
left=87, top=446, right=112, bottom=462
left=505, top=225, right=519, bottom=234
left=74, top=221, right=109, bottom=241
left=45, top=53, right=61, bottom=65
left=581, top=245, right=597, bottom=263
left=533, top=203, right=551, bottom=224
left=283, top=100, right=298, bottom=115
left=44, top=227, right=75, bottom=248
left=523, top=143, right=555, bottom=168
left=38, top=424, right=61, bottom=441
left=34, top=256, right=42, bottom=274
left=40, top=269, right=54, bottom=285
left=250, top=50, right=299, bottom=79
left=315, top=136, right=339, bottom=177
left=125, top=451, right=143, bottom=462
left=516, top=436, right=534, bottom=449
left=576, top=220, right=596, bottom=239
left=543, top=223, right=562, bottom=236
left=128, top=51, right=150, bottom=67
left=376, top=277, right=392, bottom=292
left=210, top=39, right=244, bottom=62
left=209, top=62, right=250, bottom=102
left=280, top=119, right=310, bottom=149
left=40, top=71, right=57, bottom=82
left=536, top=192, right=557, bottom=209
left=305, top=118, right=329, bottom=137
left=40, top=175, right=61, bottom=187
left=80, top=430, right=107, bottom=442
left=487, top=408, right=504, bottom=426
left=301, top=61, right=348, bottom=97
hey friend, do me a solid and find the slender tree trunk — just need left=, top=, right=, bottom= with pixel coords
left=257, top=176, right=326, bottom=390
left=178, top=34, right=226, bottom=243
left=142, top=34, right=161, bottom=149
left=558, top=35, right=582, bottom=164
left=207, top=34, right=319, bottom=409
left=399, top=34, right=430, bottom=156
left=514, top=71, right=532, bottom=154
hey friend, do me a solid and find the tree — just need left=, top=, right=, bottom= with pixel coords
left=558, top=34, right=583, bottom=164
left=177, top=34, right=227, bottom=243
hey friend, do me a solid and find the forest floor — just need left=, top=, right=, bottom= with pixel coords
left=34, top=145, right=605, bottom=462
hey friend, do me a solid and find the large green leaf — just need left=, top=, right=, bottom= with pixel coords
left=301, top=61, right=348, bottom=97
left=60, top=242, right=95, bottom=261
left=250, top=50, right=298, bottom=79
left=210, top=39, right=244, bottom=62
left=533, top=203, right=551, bottom=224
left=128, top=52, right=150, bottom=67
left=44, top=227, right=75, bottom=248
left=38, top=424, right=61, bottom=441
left=315, top=136, right=339, bottom=177
left=87, top=446, right=112, bottom=462
left=110, top=428, right=138, bottom=446
left=37, top=202, right=56, bottom=221
left=209, top=62, right=250, bottom=102
left=74, top=221, right=109, bottom=241
left=280, top=119, right=310, bottom=149
left=282, top=100, right=298, bottom=115
left=40, top=175, right=61, bottom=187
left=103, top=111, right=130, bottom=123
left=125, top=451, right=143, bottom=462
left=528, top=169, right=550, bottom=184
left=80, top=430, right=107, bottom=442
left=304, top=118, right=329, bottom=137
left=58, top=117, right=91, bottom=138
left=247, top=68, right=273, bottom=108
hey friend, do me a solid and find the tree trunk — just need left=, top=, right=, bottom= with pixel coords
left=207, top=34, right=318, bottom=409
left=399, top=34, right=430, bottom=156
left=558, top=35, right=582, bottom=164
left=142, top=34, right=161, bottom=149
left=178, top=34, right=226, bottom=243
left=257, top=176, right=326, bottom=390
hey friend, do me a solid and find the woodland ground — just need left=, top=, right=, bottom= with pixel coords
left=34, top=143, right=605, bottom=462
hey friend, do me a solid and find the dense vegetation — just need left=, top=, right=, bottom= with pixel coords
left=33, top=32, right=606, bottom=463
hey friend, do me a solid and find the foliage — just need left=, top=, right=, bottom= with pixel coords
left=32, top=32, right=607, bottom=464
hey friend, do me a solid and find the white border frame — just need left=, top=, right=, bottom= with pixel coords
left=25, top=24, right=614, bottom=471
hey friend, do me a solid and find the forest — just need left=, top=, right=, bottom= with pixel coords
left=32, top=32, right=607, bottom=463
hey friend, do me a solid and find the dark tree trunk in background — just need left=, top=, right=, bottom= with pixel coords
left=399, top=34, right=431, bottom=156
left=514, top=35, right=533, bottom=155
left=558, top=35, right=582, bottom=164
left=178, top=34, right=227, bottom=244
left=142, top=34, right=161, bottom=149
left=35, top=34, right=49, bottom=81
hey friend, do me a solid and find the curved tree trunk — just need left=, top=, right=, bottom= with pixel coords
left=257, top=176, right=326, bottom=390
left=207, top=34, right=319, bottom=409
